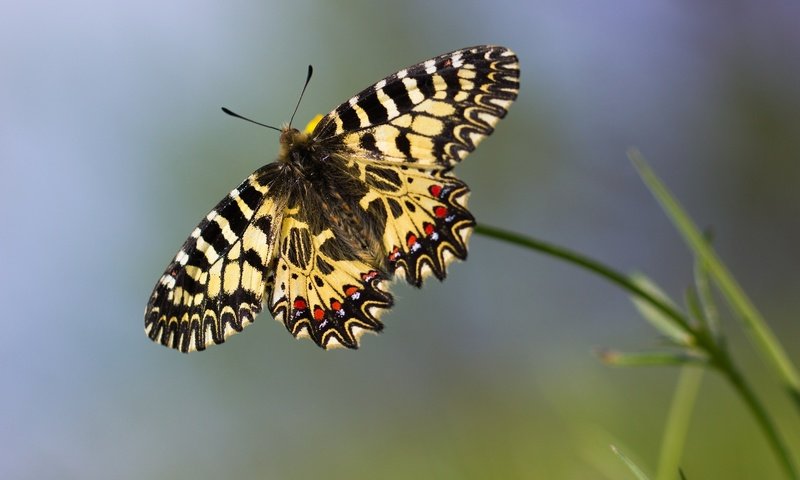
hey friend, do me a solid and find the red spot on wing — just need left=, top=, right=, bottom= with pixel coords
left=361, top=270, right=378, bottom=282
left=313, top=307, right=325, bottom=322
left=424, top=222, right=435, bottom=236
left=434, top=206, right=448, bottom=218
left=406, top=234, right=418, bottom=247
left=429, top=184, right=443, bottom=198
left=345, top=286, right=359, bottom=297
left=331, top=300, right=342, bottom=311
left=293, top=298, right=307, bottom=310
left=389, top=246, right=401, bottom=261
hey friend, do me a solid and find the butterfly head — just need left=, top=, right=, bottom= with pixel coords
left=278, top=126, right=314, bottom=166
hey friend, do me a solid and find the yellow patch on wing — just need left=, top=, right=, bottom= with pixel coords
left=266, top=215, right=393, bottom=349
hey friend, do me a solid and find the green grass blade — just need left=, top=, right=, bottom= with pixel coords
left=473, top=224, right=693, bottom=336
left=611, top=445, right=652, bottom=480
left=656, top=367, right=704, bottom=480
left=598, top=349, right=707, bottom=367
left=629, top=149, right=800, bottom=406
left=629, top=274, right=694, bottom=346
left=693, top=247, right=721, bottom=340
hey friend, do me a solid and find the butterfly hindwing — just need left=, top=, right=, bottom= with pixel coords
left=353, top=161, right=474, bottom=286
left=145, top=166, right=281, bottom=352
left=266, top=209, right=393, bottom=348
left=313, top=45, right=519, bottom=168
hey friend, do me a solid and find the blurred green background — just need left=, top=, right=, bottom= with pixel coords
left=3, top=1, right=800, bottom=478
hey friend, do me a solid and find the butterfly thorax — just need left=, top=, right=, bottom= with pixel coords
left=267, top=125, right=387, bottom=268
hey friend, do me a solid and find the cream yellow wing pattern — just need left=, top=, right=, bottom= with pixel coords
left=265, top=204, right=393, bottom=349
left=312, top=45, right=519, bottom=168
left=356, top=163, right=474, bottom=286
left=145, top=165, right=282, bottom=352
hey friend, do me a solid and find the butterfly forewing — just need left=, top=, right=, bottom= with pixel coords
left=145, top=166, right=282, bottom=352
left=312, top=45, right=519, bottom=168
left=145, top=45, right=519, bottom=352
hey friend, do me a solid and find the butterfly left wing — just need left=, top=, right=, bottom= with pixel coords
left=145, top=166, right=281, bottom=352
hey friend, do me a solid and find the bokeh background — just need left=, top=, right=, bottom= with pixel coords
left=3, top=1, right=800, bottom=478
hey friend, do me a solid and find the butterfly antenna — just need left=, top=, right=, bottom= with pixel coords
left=220, top=107, right=281, bottom=132
left=288, top=65, right=313, bottom=128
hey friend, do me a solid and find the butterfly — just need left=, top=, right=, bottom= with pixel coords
left=145, top=45, right=520, bottom=352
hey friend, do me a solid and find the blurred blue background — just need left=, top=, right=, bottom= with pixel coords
left=3, top=1, right=800, bottom=478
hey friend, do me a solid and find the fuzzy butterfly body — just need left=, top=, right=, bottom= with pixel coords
left=145, top=45, right=519, bottom=352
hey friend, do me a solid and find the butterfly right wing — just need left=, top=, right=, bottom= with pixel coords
left=309, top=46, right=518, bottom=287
left=145, top=164, right=282, bottom=353
left=308, top=46, right=518, bottom=287
left=311, top=45, right=519, bottom=169
left=353, top=163, right=474, bottom=287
